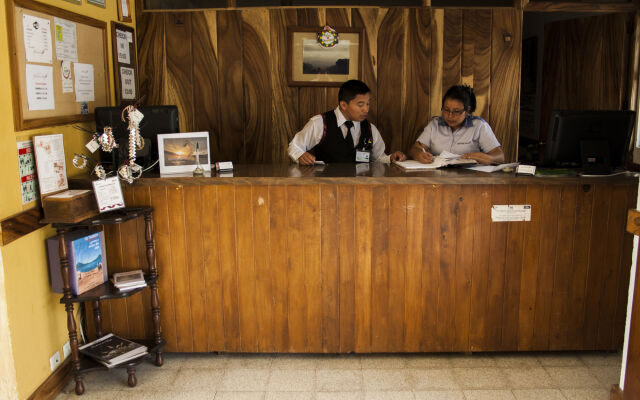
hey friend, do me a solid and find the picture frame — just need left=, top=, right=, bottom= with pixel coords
left=157, top=132, right=211, bottom=175
left=86, top=0, right=105, bottom=7
left=117, top=0, right=132, bottom=22
left=287, top=26, right=363, bottom=87
left=111, top=22, right=138, bottom=105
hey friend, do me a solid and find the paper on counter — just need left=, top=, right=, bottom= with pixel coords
left=466, top=162, right=519, bottom=173
left=439, top=150, right=462, bottom=160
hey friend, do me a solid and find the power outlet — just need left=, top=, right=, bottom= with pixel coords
left=63, top=341, right=71, bottom=359
left=49, top=351, right=61, bottom=371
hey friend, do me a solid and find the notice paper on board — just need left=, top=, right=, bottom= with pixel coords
left=74, top=63, right=95, bottom=102
left=491, top=205, right=531, bottom=222
left=54, top=17, right=78, bottom=62
left=23, top=14, right=52, bottom=64
left=26, top=64, right=55, bottom=110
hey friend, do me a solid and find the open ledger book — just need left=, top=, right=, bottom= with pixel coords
left=393, top=151, right=477, bottom=170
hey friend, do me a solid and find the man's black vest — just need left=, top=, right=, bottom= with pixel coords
left=311, top=111, right=373, bottom=163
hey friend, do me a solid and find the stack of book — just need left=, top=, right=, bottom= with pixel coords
left=79, top=333, right=148, bottom=368
left=111, top=270, right=146, bottom=292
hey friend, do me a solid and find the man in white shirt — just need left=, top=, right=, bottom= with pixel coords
left=288, top=80, right=406, bottom=165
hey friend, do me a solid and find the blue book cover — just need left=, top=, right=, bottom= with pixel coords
left=68, top=231, right=108, bottom=295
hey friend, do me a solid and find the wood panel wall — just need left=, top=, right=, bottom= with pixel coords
left=137, top=8, right=522, bottom=163
left=539, top=13, right=632, bottom=142
left=89, top=181, right=636, bottom=353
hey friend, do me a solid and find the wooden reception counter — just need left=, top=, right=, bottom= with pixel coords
left=95, top=164, right=638, bottom=354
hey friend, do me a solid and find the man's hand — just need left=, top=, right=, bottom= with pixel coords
left=298, top=152, right=316, bottom=166
left=391, top=151, right=407, bottom=162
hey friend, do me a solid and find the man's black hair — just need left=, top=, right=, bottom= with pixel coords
left=442, top=84, right=477, bottom=113
left=339, top=80, right=370, bottom=104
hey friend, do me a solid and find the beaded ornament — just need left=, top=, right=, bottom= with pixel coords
left=317, top=25, right=339, bottom=48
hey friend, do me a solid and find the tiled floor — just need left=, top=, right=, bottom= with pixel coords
left=54, top=352, right=621, bottom=400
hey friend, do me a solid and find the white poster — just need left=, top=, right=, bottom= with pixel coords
left=120, top=67, right=135, bottom=100
left=74, top=63, right=95, bottom=102
left=33, top=134, right=68, bottom=196
left=25, top=64, right=55, bottom=110
left=22, top=14, right=52, bottom=64
left=17, top=140, right=38, bottom=204
left=116, top=29, right=130, bottom=64
left=54, top=17, right=78, bottom=62
left=61, top=60, right=73, bottom=93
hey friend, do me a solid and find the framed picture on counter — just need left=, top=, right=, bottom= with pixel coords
left=157, top=132, right=211, bottom=175
left=287, top=26, right=363, bottom=87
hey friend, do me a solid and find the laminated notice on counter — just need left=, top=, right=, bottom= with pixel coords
left=491, top=205, right=531, bottom=222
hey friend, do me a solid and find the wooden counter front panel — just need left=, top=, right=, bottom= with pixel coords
left=93, top=183, right=636, bottom=353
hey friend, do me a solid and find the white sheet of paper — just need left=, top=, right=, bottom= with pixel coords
left=33, top=133, right=68, bottom=195
left=60, top=60, right=73, bottom=93
left=23, top=14, right=52, bottom=64
left=466, top=162, right=519, bottom=173
left=439, top=150, right=461, bottom=160
left=121, top=0, right=130, bottom=18
left=120, top=66, right=135, bottom=99
left=26, top=64, right=55, bottom=110
left=74, top=63, right=94, bottom=102
left=54, top=18, right=78, bottom=62
left=491, top=205, right=531, bottom=222
left=116, top=29, right=130, bottom=64
left=92, top=176, right=125, bottom=212
left=393, top=158, right=446, bottom=170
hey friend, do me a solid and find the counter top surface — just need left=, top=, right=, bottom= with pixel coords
left=134, top=163, right=639, bottom=185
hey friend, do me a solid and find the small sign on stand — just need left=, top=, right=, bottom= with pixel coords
left=92, top=176, right=125, bottom=212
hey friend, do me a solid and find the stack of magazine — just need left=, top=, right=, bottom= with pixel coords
left=79, top=333, right=148, bottom=368
left=111, top=270, right=146, bottom=292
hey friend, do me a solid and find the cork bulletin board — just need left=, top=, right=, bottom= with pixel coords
left=6, top=0, right=110, bottom=131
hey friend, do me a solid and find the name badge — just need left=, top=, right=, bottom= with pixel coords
left=355, top=150, right=370, bottom=163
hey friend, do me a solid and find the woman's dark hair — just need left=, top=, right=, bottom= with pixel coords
left=339, top=80, right=370, bottom=103
left=441, top=85, right=476, bottom=113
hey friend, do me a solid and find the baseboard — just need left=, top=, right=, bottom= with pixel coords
left=611, top=384, right=624, bottom=400
left=27, top=358, right=72, bottom=400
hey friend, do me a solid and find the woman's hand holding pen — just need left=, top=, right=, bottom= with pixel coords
left=411, top=142, right=434, bottom=164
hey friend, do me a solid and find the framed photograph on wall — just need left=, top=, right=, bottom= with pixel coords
left=111, top=22, right=138, bottom=105
left=86, top=0, right=105, bottom=7
left=117, top=0, right=132, bottom=22
left=287, top=26, right=363, bottom=87
left=157, top=132, right=211, bottom=175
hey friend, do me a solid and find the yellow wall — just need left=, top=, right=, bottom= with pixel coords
left=0, top=0, right=135, bottom=398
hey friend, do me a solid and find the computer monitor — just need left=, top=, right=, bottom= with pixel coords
left=543, top=110, right=635, bottom=174
left=94, top=105, right=179, bottom=171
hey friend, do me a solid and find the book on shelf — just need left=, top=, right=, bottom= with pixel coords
left=46, top=230, right=108, bottom=295
left=111, top=269, right=146, bottom=291
left=79, top=333, right=148, bottom=368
